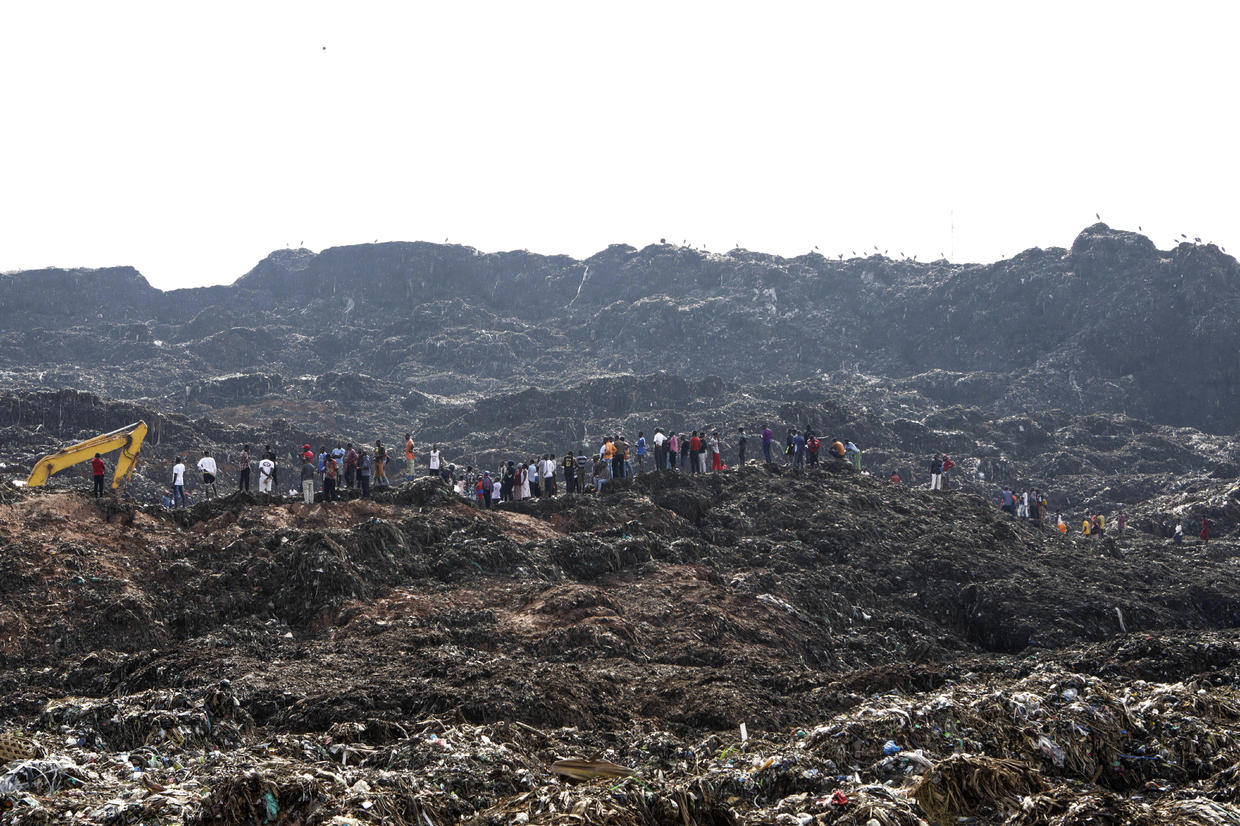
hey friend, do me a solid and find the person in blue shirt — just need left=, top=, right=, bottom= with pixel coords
left=792, top=430, right=806, bottom=468
left=635, top=432, right=647, bottom=474
left=844, top=440, right=861, bottom=470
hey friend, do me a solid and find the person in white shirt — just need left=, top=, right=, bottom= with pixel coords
left=519, top=462, right=531, bottom=499
left=541, top=454, right=556, bottom=496
left=197, top=451, right=219, bottom=499
left=258, top=455, right=276, bottom=494
left=171, top=457, right=187, bottom=508
left=429, top=446, right=441, bottom=479
left=652, top=429, right=667, bottom=472
left=528, top=461, right=540, bottom=497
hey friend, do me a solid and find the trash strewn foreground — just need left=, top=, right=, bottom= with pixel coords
left=4, top=468, right=1240, bottom=825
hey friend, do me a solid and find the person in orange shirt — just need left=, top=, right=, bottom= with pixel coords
left=602, top=438, right=618, bottom=479
left=404, top=432, right=416, bottom=482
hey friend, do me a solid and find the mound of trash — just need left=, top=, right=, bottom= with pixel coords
left=4, top=465, right=1240, bottom=823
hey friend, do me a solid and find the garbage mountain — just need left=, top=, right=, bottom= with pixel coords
left=2, top=223, right=1238, bottom=434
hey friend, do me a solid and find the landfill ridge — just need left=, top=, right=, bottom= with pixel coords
left=3, top=466, right=1240, bottom=824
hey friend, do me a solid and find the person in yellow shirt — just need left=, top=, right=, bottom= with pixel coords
left=1082, top=518, right=1091, bottom=536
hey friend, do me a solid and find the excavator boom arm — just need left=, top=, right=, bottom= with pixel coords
left=25, top=421, right=148, bottom=490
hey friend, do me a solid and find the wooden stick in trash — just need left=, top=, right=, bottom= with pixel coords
left=551, top=758, right=636, bottom=780
left=514, top=720, right=551, bottom=740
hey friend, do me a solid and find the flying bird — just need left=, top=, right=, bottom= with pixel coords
left=1181, top=233, right=1188, bottom=238
left=1095, top=212, right=1100, bottom=220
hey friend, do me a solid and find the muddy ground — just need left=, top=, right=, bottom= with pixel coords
left=4, top=468, right=1240, bottom=825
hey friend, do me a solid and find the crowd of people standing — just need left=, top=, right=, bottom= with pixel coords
left=152, top=425, right=877, bottom=509
left=115, top=425, right=1221, bottom=543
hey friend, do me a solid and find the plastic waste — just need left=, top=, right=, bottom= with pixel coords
left=263, top=790, right=279, bottom=822
left=1038, top=735, right=1066, bottom=767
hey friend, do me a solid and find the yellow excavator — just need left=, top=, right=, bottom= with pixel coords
left=24, top=421, right=148, bottom=492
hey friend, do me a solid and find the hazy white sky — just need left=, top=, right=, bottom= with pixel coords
left=2, top=2, right=1237, bottom=289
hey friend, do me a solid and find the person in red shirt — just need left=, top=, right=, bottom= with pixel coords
left=940, top=454, right=956, bottom=489
left=90, top=453, right=106, bottom=498
left=689, top=432, right=702, bottom=474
